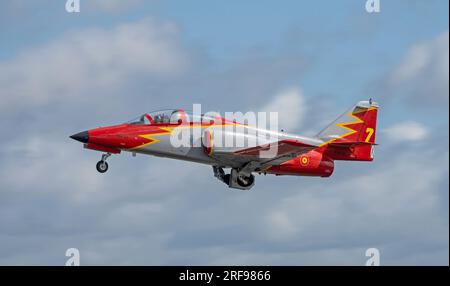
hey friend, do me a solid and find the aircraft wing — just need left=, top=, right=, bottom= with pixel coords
left=212, top=139, right=317, bottom=172
left=234, top=139, right=313, bottom=156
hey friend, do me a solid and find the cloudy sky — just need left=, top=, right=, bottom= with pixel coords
left=0, top=0, right=448, bottom=265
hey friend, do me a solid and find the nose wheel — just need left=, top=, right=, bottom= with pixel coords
left=96, top=153, right=111, bottom=173
left=96, top=161, right=108, bottom=173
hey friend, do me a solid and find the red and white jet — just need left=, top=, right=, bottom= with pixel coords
left=70, top=100, right=378, bottom=190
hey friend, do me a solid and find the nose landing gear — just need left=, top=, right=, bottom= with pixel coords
left=96, top=153, right=111, bottom=173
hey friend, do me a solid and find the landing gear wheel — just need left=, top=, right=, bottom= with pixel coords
left=237, top=174, right=255, bottom=188
left=96, top=161, right=108, bottom=173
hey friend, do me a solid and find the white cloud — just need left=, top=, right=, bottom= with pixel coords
left=264, top=211, right=298, bottom=241
left=382, top=121, right=429, bottom=142
left=0, top=18, right=188, bottom=113
left=389, top=31, right=449, bottom=105
left=261, top=87, right=307, bottom=131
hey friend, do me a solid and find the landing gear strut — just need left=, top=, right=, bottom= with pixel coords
left=96, top=153, right=111, bottom=173
left=213, top=166, right=230, bottom=185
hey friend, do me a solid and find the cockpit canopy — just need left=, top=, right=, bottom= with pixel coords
left=126, top=109, right=208, bottom=125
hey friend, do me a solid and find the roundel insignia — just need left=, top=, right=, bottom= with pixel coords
left=300, top=156, right=309, bottom=166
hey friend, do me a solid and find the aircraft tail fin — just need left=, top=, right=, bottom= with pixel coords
left=316, top=100, right=379, bottom=161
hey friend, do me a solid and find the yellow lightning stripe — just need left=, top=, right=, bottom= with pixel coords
left=319, top=111, right=365, bottom=147
left=129, top=123, right=240, bottom=151
left=129, top=127, right=174, bottom=150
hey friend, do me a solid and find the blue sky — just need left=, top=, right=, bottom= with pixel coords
left=0, top=0, right=448, bottom=265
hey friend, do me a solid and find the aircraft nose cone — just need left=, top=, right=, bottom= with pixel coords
left=70, top=131, right=89, bottom=143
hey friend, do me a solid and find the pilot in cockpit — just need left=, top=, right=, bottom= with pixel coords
left=153, top=113, right=170, bottom=124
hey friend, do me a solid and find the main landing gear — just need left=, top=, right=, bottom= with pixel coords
left=96, top=153, right=111, bottom=173
left=213, top=166, right=255, bottom=190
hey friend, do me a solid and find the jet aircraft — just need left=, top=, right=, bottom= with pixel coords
left=70, top=100, right=379, bottom=190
